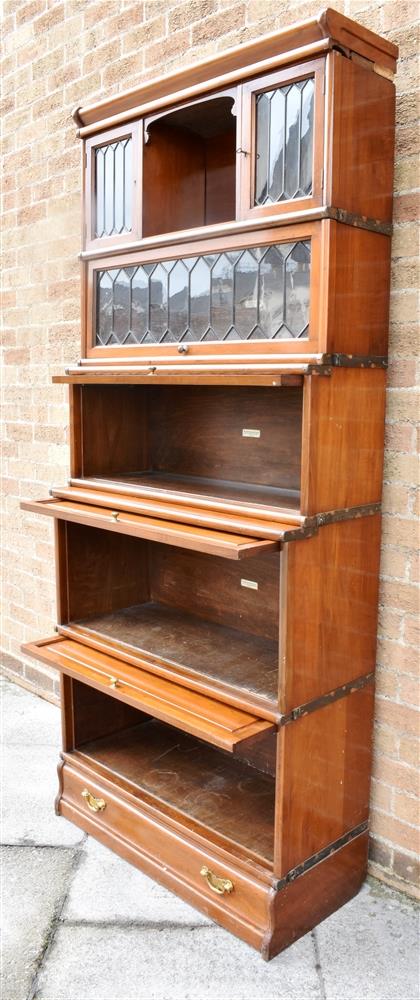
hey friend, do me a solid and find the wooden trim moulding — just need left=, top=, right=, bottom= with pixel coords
left=72, top=10, right=397, bottom=132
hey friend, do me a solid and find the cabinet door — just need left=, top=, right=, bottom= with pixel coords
left=238, top=60, right=325, bottom=222
left=85, top=123, right=141, bottom=250
left=87, top=224, right=321, bottom=359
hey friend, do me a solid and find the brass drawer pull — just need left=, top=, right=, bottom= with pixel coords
left=109, top=676, right=120, bottom=689
left=111, top=511, right=119, bottom=521
left=200, top=865, right=234, bottom=895
left=81, top=788, right=106, bottom=813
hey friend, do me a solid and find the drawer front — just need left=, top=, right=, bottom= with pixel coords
left=59, top=758, right=271, bottom=944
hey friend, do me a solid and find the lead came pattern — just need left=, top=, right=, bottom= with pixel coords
left=95, top=138, right=132, bottom=238
left=255, top=78, right=314, bottom=205
left=96, top=241, right=311, bottom=345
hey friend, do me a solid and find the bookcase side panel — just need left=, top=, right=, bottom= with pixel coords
left=279, top=515, right=381, bottom=710
left=274, top=683, right=374, bottom=876
left=300, top=368, right=386, bottom=515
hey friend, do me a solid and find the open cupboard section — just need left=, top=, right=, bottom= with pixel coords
left=22, top=10, right=396, bottom=960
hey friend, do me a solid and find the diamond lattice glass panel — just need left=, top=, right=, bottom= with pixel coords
left=95, top=241, right=310, bottom=345
left=95, top=138, right=132, bottom=238
left=255, top=78, right=314, bottom=206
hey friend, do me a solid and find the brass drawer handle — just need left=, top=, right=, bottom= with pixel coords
left=111, top=511, right=119, bottom=521
left=200, top=865, right=234, bottom=895
left=81, top=788, right=106, bottom=813
left=109, top=676, right=120, bottom=689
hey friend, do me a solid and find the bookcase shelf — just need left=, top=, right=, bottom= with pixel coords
left=22, top=8, right=396, bottom=961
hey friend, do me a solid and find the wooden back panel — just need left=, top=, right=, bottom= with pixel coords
left=149, top=545, right=280, bottom=640
left=143, top=124, right=205, bottom=237
left=148, top=385, right=303, bottom=490
left=59, top=520, right=279, bottom=642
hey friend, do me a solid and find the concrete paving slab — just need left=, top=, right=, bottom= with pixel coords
left=2, top=745, right=84, bottom=847
left=316, top=879, right=420, bottom=1000
left=35, top=923, right=321, bottom=1000
left=1, top=677, right=61, bottom=747
left=1, top=845, right=77, bottom=1000
left=63, top=835, right=211, bottom=925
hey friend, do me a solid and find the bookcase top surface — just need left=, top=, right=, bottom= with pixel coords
left=73, top=8, right=398, bottom=133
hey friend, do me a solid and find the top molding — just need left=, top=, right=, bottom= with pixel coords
left=73, top=8, right=398, bottom=134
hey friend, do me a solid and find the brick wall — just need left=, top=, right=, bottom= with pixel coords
left=2, top=0, right=419, bottom=896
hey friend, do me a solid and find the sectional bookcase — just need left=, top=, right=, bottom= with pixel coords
left=22, top=9, right=397, bottom=959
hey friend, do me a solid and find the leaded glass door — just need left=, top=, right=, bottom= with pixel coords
left=238, top=60, right=325, bottom=222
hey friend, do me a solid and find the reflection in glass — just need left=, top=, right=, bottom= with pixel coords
left=94, top=138, right=132, bottom=238
left=95, top=241, right=310, bottom=346
left=255, top=78, right=314, bottom=205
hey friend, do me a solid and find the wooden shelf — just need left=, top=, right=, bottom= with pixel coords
left=75, top=602, right=279, bottom=705
left=77, top=720, right=276, bottom=863
left=79, top=472, right=301, bottom=516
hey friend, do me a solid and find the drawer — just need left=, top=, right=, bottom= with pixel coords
left=24, top=635, right=275, bottom=752
left=59, top=756, right=272, bottom=949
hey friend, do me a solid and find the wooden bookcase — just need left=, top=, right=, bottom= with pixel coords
left=22, top=9, right=397, bottom=959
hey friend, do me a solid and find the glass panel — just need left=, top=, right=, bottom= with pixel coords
left=95, top=241, right=311, bottom=345
left=95, top=148, right=105, bottom=238
left=300, top=78, right=314, bottom=195
left=234, top=250, right=258, bottom=338
left=284, top=84, right=301, bottom=199
left=94, top=137, right=132, bottom=238
left=255, top=93, right=270, bottom=206
left=149, top=264, right=168, bottom=342
left=268, top=88, right=285, bottom=204
left=96, top=270, right=115, bottom=345
left=113, top=269, right=131, bottom=343
left=254, top=78, right=314, bottom=206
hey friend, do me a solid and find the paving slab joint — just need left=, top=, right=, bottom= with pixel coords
left=26, top=836, right=88, bottom=1000
left=311, top=929, right=327, bottom=1000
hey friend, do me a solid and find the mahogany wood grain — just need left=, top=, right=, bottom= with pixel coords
left=51, top=483, right=303, bottom=539
left=75, top=13, right=397, bottom=131
left=77, top=720, right=276, bottom=861
left=143, top=124, right=205, bottom=237
left=71, top=676, right=142, bottom=747
left=301, top=369, right=386, bottom=514
left=23, top=637, right=274, bottom=753
left=274, top=682, right=374, bottom=876
left=79, top=384, right=148, bottom=478
left=263, top=831, right=368, bottom=959
left=76, top=605, right=279, bottom=702
left=204, top=129, right=236, bottom=224
left=63, top=522, right=149, bottom=622
left=58, top=755, right=272, bottom=949
left=148, top=544, right=279, bottom=639
left=147, top=385, right=302, bottom=491
left=21, top=497, right=280, bottom=559
left=323, top=223, right=391, bottom=356
left=74, top=383, right=303, bottom=493
left=326, top=51, right=395, bottom=224
left=279, top=516, right=381, bottom=709
left=58, top=622, right=279, bottom=722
